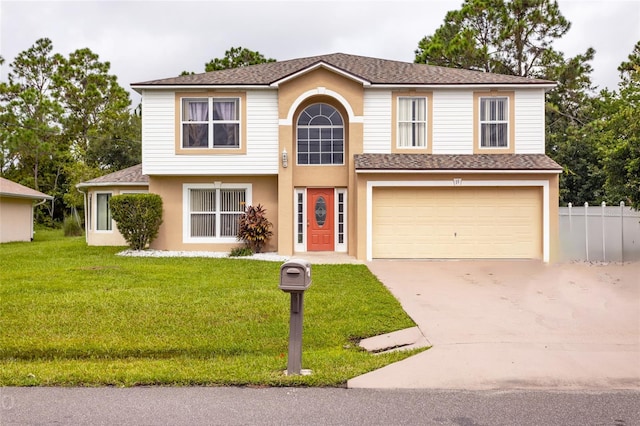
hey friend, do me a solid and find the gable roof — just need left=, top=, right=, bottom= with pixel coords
left=132, top=53, right=555, bottom=89
left=0, top=177, right=53, bottom=200
left=76, top=164, right=149, bottom=189
left=355, top=154, right=562, bottom=172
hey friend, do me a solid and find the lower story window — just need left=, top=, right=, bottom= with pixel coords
left=96, top=193, right=112, bottom=231
left=184, top=184, right=251, bottom=242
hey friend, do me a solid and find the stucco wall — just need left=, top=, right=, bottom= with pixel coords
left=0, top=197, right=34, bottom=243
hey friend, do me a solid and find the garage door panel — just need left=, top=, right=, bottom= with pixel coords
left=372, top=187, right=542, bottom=259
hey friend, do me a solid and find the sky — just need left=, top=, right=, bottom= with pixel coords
left=1, top=0, right=639, bottom=107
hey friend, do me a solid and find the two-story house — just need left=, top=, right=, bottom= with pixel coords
left=80, top=53, right=562, bottom=261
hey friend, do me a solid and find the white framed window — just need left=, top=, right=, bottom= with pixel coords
left=479, top=97, right=509, bottom=148
left=397, top=97, right=427, bottom=148
left=183, top=183, right=252, bottom=243
left=294, top=189, right=306, bottom=252
left=335, top=188, right=347, bottom=252
left=296, top=103, right=344, bottom=165
left=96, top=192, right=112, bottom=231
left=181, top=97, right=240, bottom=149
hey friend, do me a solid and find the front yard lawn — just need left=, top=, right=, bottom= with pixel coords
left=0, top=230, right=420, bottom=386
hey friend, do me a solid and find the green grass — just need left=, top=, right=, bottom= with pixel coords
left=0, top=230, right=423, bottom=386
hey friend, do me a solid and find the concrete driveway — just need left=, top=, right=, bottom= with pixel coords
left=348, top=260, right=640, bottom=390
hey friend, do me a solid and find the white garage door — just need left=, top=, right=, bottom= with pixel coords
left=372, top=186, right=542, bottom=259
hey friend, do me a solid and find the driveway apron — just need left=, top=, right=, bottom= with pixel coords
left=348, top=260, right=640, bottom=390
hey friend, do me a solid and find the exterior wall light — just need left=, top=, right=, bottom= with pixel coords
left=282, top=148, right=288, bottom=168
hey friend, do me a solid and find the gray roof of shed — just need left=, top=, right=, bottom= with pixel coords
left=0, top=177, right=53, bottom=200
left=132, top=53, right=555, bottom=87
left=355, top=154, right=562, bottom=171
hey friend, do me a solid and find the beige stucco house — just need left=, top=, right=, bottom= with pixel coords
left=76, top=164, right=149, bottom=246
left=82, top=53, right=562, bottom=261
left=0, top=177, right=53, bottom=243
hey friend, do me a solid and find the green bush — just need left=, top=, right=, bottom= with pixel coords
left=229, top=246, right=253, bottom=257
left=110, top=194, right=163, bottom=250
left=63, top=215, right=83, bottom=237
left=237, top=204, right=273, bottom=253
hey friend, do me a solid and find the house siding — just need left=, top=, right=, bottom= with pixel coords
left=362, top=88, right=544, bottom=155
left=142, top=89, right=279, bottom=175
left=363, top=89, right=392, bottom=153
left=432, top=90, right=474, bottom=154
left=514, top=89, right=545, bottom=154
left=141, top=90, right=176, bottom=175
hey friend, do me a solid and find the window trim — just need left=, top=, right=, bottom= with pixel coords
left=296, top=103, right=345, bottom=166
left=182, top=183, right=252, bottom=243
left=392, top=91, right=432, bottom=154
left=473, top=91, right=515, bottom=154
left=175, top=92, right=247, bottom=155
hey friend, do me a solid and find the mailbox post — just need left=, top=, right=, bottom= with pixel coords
left=279, top=259, right=312, bottom=376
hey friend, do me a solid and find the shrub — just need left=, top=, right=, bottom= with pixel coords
left=110, top=194, right=163, bottom=250
left=229, top=246, right=254, bottom=257
left=237, top=204, right=273, bottom=253
left=63, top=215, right=83, bottom=237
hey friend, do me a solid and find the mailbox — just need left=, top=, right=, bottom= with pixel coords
left=279, top=259, right=312, bottom=292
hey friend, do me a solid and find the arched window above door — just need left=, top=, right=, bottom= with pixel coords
left=296, top=103, right=344, bottom=165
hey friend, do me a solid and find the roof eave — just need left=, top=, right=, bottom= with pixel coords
left=76, top=182, right=149, bottom=189
left=131, top=84, right=275, bottom=93
left=355, top=168, right=562, bottom=174
left=369, top=83, right=557, bottom=90
left=0, top=192, right=54, bottom=200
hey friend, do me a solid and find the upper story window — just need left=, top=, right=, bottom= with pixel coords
left=479, top=97, right=509, bottom=148
left=181, top=97, right=240, bottom=149
left=397, top=97, right=427, bottom=148
left=297, top=103, right=344, bottom=165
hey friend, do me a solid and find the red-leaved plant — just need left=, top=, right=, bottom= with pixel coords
left=237, top=204, right=273, bottom=253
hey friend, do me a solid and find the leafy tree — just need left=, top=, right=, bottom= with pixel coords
left=415, top=0, right=570, bottom=77
left=0, top=38, right=69, bottom=221
left=53, top=47, right=134, bottom=169
left=598, top=41, right=640, bottom=209
left=0, top=38, right=141, bottom=225
left=204, top=47, right=275, bottom=72
left=543, top=48, right=604, bottom=205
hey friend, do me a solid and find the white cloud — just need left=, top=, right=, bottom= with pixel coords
left=1, top=0, right=638, bottom=105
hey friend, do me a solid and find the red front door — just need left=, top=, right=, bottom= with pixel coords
left=307, top=188, right=334, bottom=251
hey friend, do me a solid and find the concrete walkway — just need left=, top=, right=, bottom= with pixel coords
left=349, top=260, right=640, bottom=390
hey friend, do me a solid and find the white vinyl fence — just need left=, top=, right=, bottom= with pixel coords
left=559, top=202, right=640, bottom=262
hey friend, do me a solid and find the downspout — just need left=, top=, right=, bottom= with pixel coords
left=77, top=186, right=88, bottom=244
left=32, top=198, right=49, bottom=241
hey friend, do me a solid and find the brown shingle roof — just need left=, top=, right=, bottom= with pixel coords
left=0, top=177, right=53, bottom=200
left=132, top=53, right=555, bottom=87
left=354, top=154, right=562, bottom=171
left=76, top=164, right=149, bottom=188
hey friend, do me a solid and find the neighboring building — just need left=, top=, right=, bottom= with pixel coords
left=76, top=164, right=148, bottom=246
left=0, top=177, right=53, bottom=243
left=86, top=53, right=563, bottom=261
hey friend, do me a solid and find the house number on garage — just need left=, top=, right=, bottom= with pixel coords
left=453, top=178, right=462, bottom=186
